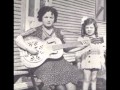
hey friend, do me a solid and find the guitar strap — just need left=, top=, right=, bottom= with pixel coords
left=54, top=28, right=64, bottom=43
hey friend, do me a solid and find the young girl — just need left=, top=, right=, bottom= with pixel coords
left=79, top=18, right=106, bottom=90
left=15, top=6, right=82, bottom=90
left=69, top=17, right=106, bottom=90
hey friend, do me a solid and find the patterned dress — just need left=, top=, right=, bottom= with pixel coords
left=21, top=25, right=82, bottom=86
left=76, top=36, right=105, bottom=69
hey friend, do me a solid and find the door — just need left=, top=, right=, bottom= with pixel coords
left=25, top=0, right=42, bottom=31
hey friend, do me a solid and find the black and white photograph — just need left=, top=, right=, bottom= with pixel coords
left=14, top=0, right=106, bottom=90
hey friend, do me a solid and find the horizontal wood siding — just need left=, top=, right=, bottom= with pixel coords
left=52, top=0, right=95, bottom=42
left=97, top=22, right=106, bottom=37
left=52, top=0, right=96, bottom=62
left=14, top=0, right=26, bottom=70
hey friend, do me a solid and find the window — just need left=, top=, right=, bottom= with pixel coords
left=25, top=0, right=41, bottom=30
left=25, top=0, right=52, bottom=30
left=28, top=0, right=35, bottom=17
left=95, top=0, right=106, bottom=22
left=40, top=0, right=46, bottom=8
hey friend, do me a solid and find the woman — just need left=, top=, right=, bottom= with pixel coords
left=15, top=6, right=82, bottom=90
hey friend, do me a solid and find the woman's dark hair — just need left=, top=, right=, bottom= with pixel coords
left=81, top=18, right=98, bottom=37
left=37, top=6, right=58, bottom=22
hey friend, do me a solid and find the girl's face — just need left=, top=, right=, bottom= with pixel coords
left=85, top=23, right=95, bottom=36
left=42, top=11, right=55, bottom=28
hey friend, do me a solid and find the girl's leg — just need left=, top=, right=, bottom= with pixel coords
left=91, top=70, right=98, bottom=90
left=66, top=82, right=76, bottom=90
left=83, top=69, right=91, bottom=90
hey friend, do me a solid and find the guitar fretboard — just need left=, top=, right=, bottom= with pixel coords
left=52, top=41, right=83, bottom=50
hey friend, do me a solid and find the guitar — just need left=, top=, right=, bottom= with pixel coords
left=19, top=36, right=88, bottom=68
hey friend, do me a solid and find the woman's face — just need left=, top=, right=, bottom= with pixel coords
left=42, top=11, right=55, bottom=28
left=85, top=23, right=95, bottom=36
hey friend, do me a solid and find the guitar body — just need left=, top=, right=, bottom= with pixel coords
left=20, top=37, right=63, bottom=68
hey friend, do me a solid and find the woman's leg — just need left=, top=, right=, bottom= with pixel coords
left=49, top=85, right=55, bottom=90
left=91, top=70, right=98, bottom=90
left=66, top=82, right=76, bottom=90
left=83, top=69, right=91, bottom=90
left=55, top=85, right=66, bottom=90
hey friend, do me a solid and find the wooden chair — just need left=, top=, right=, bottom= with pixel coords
left=14, top=59, right=42, bottom=90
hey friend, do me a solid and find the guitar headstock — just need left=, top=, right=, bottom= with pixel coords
left=91, top=37, right=104, bottom=44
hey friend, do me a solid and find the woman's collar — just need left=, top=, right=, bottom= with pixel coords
left=42, top=25, right=54, bottom=30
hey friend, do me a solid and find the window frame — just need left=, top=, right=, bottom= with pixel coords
left=95, top=0, right=106, bottom=23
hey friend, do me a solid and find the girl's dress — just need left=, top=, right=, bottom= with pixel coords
left=76, top=36, right=105, bottom=69
left=21, top=25, right=82, bottom=86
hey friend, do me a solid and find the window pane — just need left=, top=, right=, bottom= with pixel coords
left=40, top=0, right=45, bottom=8
left=96, top=0, right=106, bottom=22
left=28, top=0, right=35, bottom=17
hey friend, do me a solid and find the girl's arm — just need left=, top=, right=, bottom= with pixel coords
left=99, top=36, right=106, bottom=70
left=100, top=36, right=106, bottom=65
left=100, top=52, right=106, bottom=71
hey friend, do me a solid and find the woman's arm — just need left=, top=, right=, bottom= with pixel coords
left=15, top=35, right=28, bottom=51
left=15, top=28, right=38, bottom=55
left=15, top=35, right=38, bottom=55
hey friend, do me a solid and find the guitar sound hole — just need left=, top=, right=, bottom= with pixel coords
left=39, top=51, right=44, bottom=54
left=39, top=45, right=43, bottom=49
left=34, top=42, right=38, bottom=46
left=36, top=56, right=40, bottom=59
left=31, top=56, right=34, bottom=60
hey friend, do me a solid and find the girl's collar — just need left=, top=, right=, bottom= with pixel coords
left=85, top=35, right=96, bottom=38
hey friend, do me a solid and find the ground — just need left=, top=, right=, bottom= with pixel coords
left=26, top=78, right=106, bottom=90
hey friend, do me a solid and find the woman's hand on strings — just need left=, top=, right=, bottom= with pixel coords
left=26, top=46, right=38, bottom=55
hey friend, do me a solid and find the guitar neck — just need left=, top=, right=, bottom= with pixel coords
left=52, top=41, right=83, bottom=50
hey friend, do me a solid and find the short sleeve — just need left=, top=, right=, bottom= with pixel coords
left=21, top=28, right=36, bottom=37
left=77, top=36, right=90, bottom=46
left=21, top=28, right=37, bottom=38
